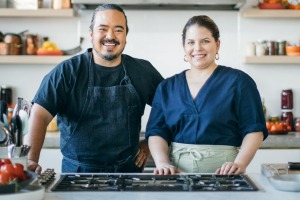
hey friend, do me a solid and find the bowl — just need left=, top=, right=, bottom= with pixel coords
left=286, top=46, right=300, bottom=56
left=268, top=130, right=289, bottom=135
left=36, top=49, right=63, bottom=56
left=268, top=174, right=300, bottom=192
left=258, top=3, right=285, bottom=9
left=0, top=171, right=37, bottom=194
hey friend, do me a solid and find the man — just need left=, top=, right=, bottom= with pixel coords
left=26, top=4, right=163, bottom=173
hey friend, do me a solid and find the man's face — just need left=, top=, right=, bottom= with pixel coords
left=89, top=9, right=127, bottom=66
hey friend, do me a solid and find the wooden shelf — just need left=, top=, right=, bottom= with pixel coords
left=0, top=55, right=72, bottom=64
left=0, top=8, right=74, bottom=17
left=244, top=56, right=300, bottom=64
left=242, top=8, right=300, bottom=18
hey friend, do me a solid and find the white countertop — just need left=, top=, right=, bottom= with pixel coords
left=42, top=173, right=299, bottom=200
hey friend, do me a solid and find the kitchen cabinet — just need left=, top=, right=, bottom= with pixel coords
left=241, top=8, right=300, bottom=64
left=39, top=148, right=300, bottom=174
left=0, top=8, right=76, bottom=65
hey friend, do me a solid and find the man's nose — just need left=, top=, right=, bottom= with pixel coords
left=106, top=29, right=116, bottom=39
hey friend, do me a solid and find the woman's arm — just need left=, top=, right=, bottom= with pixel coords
left=216, top=132, right=264, bottom=175
left=148, top=136, right=179, bottom=175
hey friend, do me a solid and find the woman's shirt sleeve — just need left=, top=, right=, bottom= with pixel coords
left=235, top=72, right=268, bottom=140
left=145, top=82, right=172, bottom=143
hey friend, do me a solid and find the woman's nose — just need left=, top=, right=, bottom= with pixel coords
left=195, top=42, right=203, bottom=50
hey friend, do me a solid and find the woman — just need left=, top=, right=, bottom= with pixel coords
left=146, top=15, right=268, bottom=175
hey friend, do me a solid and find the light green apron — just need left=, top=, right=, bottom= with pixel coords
left=170, top=142, right=239, bottom=173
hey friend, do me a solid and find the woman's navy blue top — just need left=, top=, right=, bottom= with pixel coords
left=146, top=66, right=268, bottom=147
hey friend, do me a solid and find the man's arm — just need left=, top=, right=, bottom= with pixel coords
left=25, top=103, right=53, bottom=174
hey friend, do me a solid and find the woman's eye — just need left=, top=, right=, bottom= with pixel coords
left=201, top=40, right=209, bottom=44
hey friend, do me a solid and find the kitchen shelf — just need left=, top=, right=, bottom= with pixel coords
left=242, top=8, right=300, bottom=18
left=0, top=55, right=72, bottom=64
left=0, top=8, right=74, bottom=17
left=244, top=56, right=300, bottom=64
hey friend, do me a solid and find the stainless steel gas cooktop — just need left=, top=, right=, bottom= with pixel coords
left=40, top=169, right=258, bottom=192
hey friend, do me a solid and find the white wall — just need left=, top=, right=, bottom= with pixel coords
left=1, top=0, right=300, bottom=131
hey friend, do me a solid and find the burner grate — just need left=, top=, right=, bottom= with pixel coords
left=50, top=174, right=258, bottom=192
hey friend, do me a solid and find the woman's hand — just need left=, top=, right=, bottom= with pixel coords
left=154, top=162, right=180, bottom=175
left=215, top=162, right=245, bottom=175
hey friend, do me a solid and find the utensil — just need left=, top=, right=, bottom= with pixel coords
left=0, top=123, right=10, bottom=145
left=19, top=110, right=29, bottom=135
left=19, top=145, right=31, bottom=157
left=62, top=37, right=84, bottom=55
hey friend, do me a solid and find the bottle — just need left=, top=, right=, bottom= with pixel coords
left=281, top=89, right=293, bottom=109
left=0, top=86, right=13, bottom=108
left=281, top=110, right=293, bottom=130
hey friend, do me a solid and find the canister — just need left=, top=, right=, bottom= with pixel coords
left=278, top=40, right=286, bottom=55
left=281, top=89, right=293, bottom=109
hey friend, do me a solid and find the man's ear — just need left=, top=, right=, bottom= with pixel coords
left=89, top=29, right=93, bottom=41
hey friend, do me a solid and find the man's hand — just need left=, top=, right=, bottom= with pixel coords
left=135, top=140, right=150, bottom=169
left=27, top=159, right=42, bottom=175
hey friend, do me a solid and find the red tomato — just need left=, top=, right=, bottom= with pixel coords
left=0, top=164, right=17, bottom=180
left=1, top=158, right=12, bottom=165
left=13, top=163, right=27, bottom=181
left=0, top=159, right=28, bottom=183
left=0, top=172, right=10, bottom=185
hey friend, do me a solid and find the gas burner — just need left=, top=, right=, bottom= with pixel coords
left=50, top=174, right=258, bottom=192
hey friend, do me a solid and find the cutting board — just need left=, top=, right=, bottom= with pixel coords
left=261, top=163, right=300, bottom=177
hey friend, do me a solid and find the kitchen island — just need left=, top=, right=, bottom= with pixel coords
left=35, top=132, right=300, bottom=173
left=40, top=173, right=299, bottom=200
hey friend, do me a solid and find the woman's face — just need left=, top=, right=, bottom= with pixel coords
left=184, top=24, right=220, bottom=69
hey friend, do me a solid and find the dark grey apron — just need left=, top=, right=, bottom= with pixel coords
left=61, top=54, right=143, bottom=173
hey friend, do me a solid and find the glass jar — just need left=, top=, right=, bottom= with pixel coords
left=269, top=115, right=280, bottom=123
left=281, top=89, right=293, bottom=109
left=267, top=41, right=277, bottom=55
left=281, top=110, right=293, bottom=130
left=295, top=118, right=300, bottom=132
left=255, top=40, right=267, bottom=56
left=278, top=40, right=286, bottom=55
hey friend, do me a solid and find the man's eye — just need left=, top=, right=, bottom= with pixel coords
left=201, top=40, right=209, bottom=44
left=115, top=29, right=124, bottom=33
